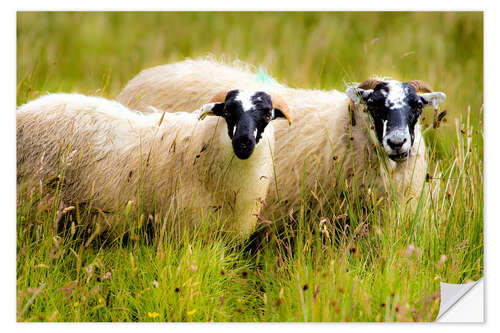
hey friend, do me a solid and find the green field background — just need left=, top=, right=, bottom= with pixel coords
left=16, top=12, right=483, bottom=322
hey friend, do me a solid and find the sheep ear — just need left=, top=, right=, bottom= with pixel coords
left=198, top=102, right=225, bottom=120
left=272, top=109, right=292, bottom=125
left=346, top=87, right=373, bottom=105
left=418, top=92, right=446, bottom=109
left=270, top=94, right=292, bottom=125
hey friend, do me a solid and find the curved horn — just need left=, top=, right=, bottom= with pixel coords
left=357, top=79, right=383, bottom=90
left=408, top=80, right=432, bottom=93
left=208, top=90, right=230, bottom=103
left=271, top=94, right=292, bottom=125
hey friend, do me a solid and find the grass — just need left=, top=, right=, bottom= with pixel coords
left=16, top=12, right=483, bottom=322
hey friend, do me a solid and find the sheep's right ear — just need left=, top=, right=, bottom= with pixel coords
left=198, top=102, right=225, bottom=121
left=345, top=87, right=373, bottom=105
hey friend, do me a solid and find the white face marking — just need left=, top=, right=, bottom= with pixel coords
left=235, top=90, right=256, bottom=112
left=381, top=81, right=414, bottom=158
left=233, top=126, right=237, bottom=136
left=254, top=128, right=261, bottom=147
left=384, top=81, right=407, bottom=109
left=382, top=127, right=412, bottom=157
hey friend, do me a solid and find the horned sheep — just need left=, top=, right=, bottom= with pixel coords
left=117, top=58, right=447, bottom=217
left=16, top=90, right=291, bottom=239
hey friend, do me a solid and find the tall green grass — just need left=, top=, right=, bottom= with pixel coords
left=16, top=12, right=483, bottom=322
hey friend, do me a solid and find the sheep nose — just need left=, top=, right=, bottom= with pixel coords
left=236, top=137, right=252, bottom=149
left=232, top=136, right=255, bottom=160
left=387, top=136, right=407, bottom=150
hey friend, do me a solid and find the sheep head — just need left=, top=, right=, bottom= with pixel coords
left=346, top=79, right=446, bottom=162
left=199, top=89, right=291, bottom=160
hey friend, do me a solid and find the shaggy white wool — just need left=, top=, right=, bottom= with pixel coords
left=17, top=93, right=276, bottom=239
left=117, top=58, right=428, bottom=217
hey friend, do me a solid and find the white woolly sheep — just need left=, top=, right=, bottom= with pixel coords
left=117, top=58, right=447, bottom=217
left=17, top=90, right=291, bottom=239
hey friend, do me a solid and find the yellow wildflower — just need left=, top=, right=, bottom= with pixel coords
left=147, top=312, right=160, bottom=318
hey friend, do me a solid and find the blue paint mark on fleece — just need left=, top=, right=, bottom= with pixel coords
left=256, top=67, right=279, bottom=85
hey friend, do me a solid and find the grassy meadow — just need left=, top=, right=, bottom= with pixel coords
left=16, top=12, right=483, bottom=322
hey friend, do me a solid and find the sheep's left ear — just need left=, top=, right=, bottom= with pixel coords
left=270, top=94, right=292, bottom=125
left=346, top=87, right=373, bottom=105
left=418, top=92, right=447, bottom=109
left=198, top=102, right=225, bottom=120
left=272, top=107, right=292, bottom=126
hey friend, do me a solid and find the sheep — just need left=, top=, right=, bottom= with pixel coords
left=16, top=90, right=292, bottom=239
left=117, top=58, right=447, bottom=219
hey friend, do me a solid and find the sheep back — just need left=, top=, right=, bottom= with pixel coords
left=17, top=93, right=273, bottom=238
left=117, top=59, right=427, bottom=217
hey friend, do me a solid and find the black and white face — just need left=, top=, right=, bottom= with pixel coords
left=347, top=80, right=446, bottom=162
left=199, top=90, right=290, bottom=160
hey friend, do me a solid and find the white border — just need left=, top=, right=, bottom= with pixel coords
left=4, top=1, right=497, bottom=331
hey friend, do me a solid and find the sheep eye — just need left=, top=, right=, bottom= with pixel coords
left=366, top=96, right=384, bottom=109
left=411, top=100, right=423, bottom=110
left=223, top=110, right=231, bottom=118
left=264, top=114, right=271, bottom=122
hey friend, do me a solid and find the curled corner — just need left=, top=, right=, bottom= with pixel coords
left=436, top=278, right=483, bottom=322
